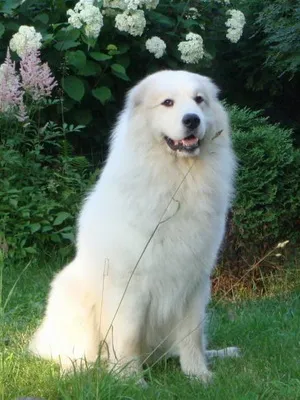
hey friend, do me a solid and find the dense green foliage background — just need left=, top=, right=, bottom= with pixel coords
left=213, top=0, right=300, bottom=142
left=0, top=0, right=299, bottom=263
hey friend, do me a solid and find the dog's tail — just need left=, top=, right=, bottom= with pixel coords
left=206, top=346, right=240, bottom=359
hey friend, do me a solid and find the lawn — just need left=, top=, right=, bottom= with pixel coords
left=1, top=258, right=300, bottom=400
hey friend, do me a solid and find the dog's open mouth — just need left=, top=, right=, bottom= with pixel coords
left=164, top=134, right=200, bottom=153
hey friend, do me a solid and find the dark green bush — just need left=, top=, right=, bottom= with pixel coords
left=228, top=105, right=300, bottom=256
left=0, top=119, right=96, bottom=259
left=213, top=0, right=300, bottom=141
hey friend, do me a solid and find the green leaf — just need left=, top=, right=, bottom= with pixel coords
left=42, top=225, right=52, bottom=233
left=4, top=22, right=19, bottom=31
left=61, top=232, right=75, bottom=242
left=0, top=23, right=5, bottom=39
left=62, top=76, right=85, bottom=102
left=53, top=212, right=71, bottom=226
left=24, top=247, right=37, bottom=254
left=116, top=43, right=130, bottom=55
left=9, top=198, right=18, bottom=207
left=66, top=50, right=87, bottom=69
left=78, top=60, right=101, bottom=76
left=74, top=109, right=93, bottom=125
left=29, top=223, right=41, bottom=233
left=81, top=35, right=97, bottom=48
left=54, top=40, right=80, bottom=51
left=0, top=0, right=19, bottom=14
left=50, top=234, right=61, bottom=243
left=33, top=13, right=49, bottom=25
left=42, top=33, right=55, bottom=45
left=90, top=52, right=112, bottom=61
left=148, top=11, right=175, bottom=28
left=92, top=86, right=112, bottom=105
left=115, top=55, right=130, bottom=69
left=111, top=63, right=130, bottom=81
left=55, top=28, right=80, bottom=42
left=54, top=28, right=81, bottom=50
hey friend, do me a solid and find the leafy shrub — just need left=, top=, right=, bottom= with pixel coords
left=212, top=0, right=300, bottom=141
left=0, top=119, right=93, bottom=259
left=0, top=48, right=93, bottom=259
left=256, top=1, right=300, bottom=77
left=227, top=105, right=300, bottom=258
left=0, top=0, right=246, bottom=155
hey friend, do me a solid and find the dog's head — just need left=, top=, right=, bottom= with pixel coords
left=126, top=70, right=222, bottom=157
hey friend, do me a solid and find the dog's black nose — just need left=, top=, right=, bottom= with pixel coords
left=182, top=114, right=200, bottom=130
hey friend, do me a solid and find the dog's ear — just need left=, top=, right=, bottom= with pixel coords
left=197, top=76, right=220, bottom=102
left=125, top=81, right=144, bottom=110
left=204, top=77, right=220, bottom=100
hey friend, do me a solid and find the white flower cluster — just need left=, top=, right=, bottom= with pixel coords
left=103, top=0, right=158, bottom=10
left=115, top=10, right=146, bottom=36
left=9, top=26, right=42, bottom=58
left=185, top=7, right=199, bottom=20
left=214, top=0, right=230, bottom=4
left=124, top=0, right=159, bottom=10
left=178, top=33, right=204, bottom=64
left=67, top=0, right=104, bottom=39
left=145, top=36, right=166, bottom=58
left=225, top=9, right=246, bottom=43
left=102, top=0, right=126, bottom=9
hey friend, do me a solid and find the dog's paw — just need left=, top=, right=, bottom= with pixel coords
left=187, top=369, right=213, bottom=385
left=137, top=377, right=148, bottom=388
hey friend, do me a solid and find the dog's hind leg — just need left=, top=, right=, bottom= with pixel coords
left=29, top=261, right=100, bottom=371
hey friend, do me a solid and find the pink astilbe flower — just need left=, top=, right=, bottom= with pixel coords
left=16, top=98, right=29, bottom=123
left=0, top=49, right=23, bottom=114
left=20, top=49, right=57, bottom=101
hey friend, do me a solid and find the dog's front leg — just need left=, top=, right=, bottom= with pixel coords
left=176, top=290, right=212, bottom=383
left=102, top=287, right=147, bottom=382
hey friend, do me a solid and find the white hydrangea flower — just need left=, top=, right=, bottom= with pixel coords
left=214, top=0, right=230, bottom=4
left=102, top=8, right=119, bottom=17
left=145, top=36, right=166, bottom=58
left=124, top=0, right=159, bottom=10
left=67, top=0, right=104, bottom=39
left=103, top=0, right=158, bottom=12
left=115, top=10, right=146, bottom=36
left=102, top=0, right=126, bottom=9
left=144, top=0, right=159, bottom=9
left=124, top=0, right=142, bottom=9
left=67, top=10, right=83, bottom=29
left=185, top=7, right=199, bottom=20
left=225, top=9, right=246, bottom=43
left=178, top=33, right=204, bottom=64
left=9, top=26, right=42, bottom=58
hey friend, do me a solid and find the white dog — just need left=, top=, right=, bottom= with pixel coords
left=29, top=70, right=237, bottom=383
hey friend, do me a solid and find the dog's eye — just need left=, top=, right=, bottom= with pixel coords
left=162, top=99, right=174, bottom=107
left=195, top=95, right=204, bottom=104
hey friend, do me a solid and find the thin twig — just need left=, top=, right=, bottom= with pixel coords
left=211, top=130, right=223, bottom=141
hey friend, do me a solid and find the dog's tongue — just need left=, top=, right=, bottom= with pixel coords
left=174, top=136, right=199, bottom=146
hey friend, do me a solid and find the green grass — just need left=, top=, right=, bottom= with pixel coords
left=1, top=257, right=300, bottom=399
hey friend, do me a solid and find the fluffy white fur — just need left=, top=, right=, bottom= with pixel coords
left=29, top=70, right=237, bottom=382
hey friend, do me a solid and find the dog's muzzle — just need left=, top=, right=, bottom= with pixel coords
left=164, top=134, right=200, bottom=153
